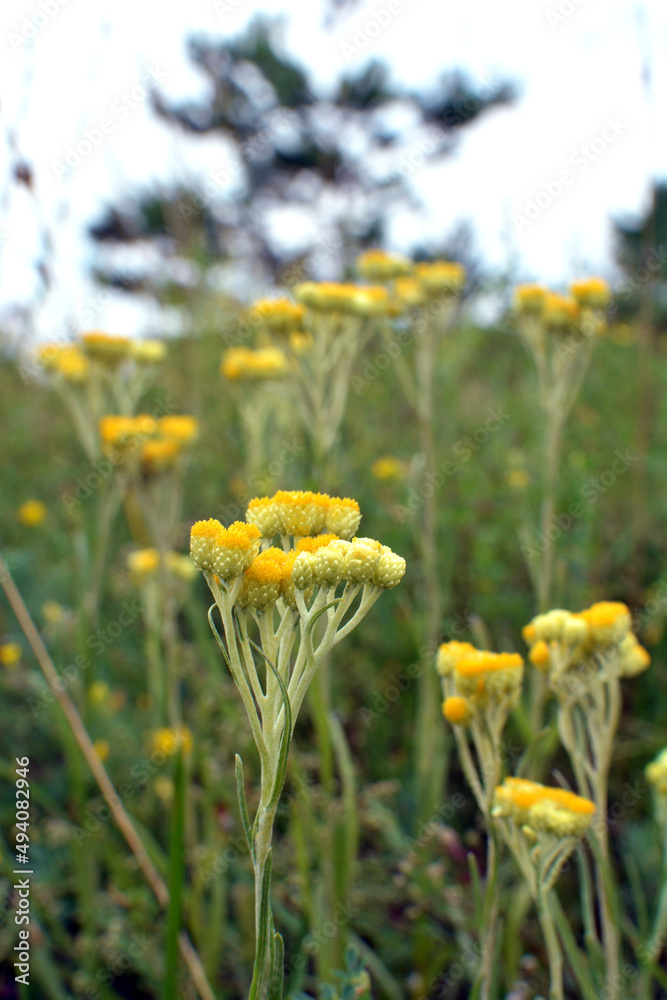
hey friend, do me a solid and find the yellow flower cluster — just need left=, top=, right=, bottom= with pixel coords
left=98, top=414, right=199, bottom=470
left=438, top=642, right=524, bottom=720
left=492, top=777, right=595, bottom=838
left=36, top=344, right=90, bottom=381
left=414, top=261, right=467, bottom=296
left=248, top=298, right=305, bottom=333
left=523, top=602, right=650, bottom=678
left=126, top=548, right=197, bottom=583
left=221, top=346, right=288, bottom=380
left=151, top=726, right=193, bottom=756
left=190, top=493, right=406, bottom=609
left=36, top=335, right=166, bottom=380
left=81, top=332, right=133, bottom=363
left=513, top=277, right=611, bottom=326
left=295, top=282, right=390, bottom=316
left=356, top=249, right=413, bottom=281
left=246, top=490, right=362, bottom=539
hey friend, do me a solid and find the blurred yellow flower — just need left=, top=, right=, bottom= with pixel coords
left=357, top=249, right=413, bottom=281
left=131, top=339, right=167, bottom=363
left=93, top=740, right=110, bottom=762
left=42, top=601, right=65, bottom=625
left=506, top=468, right=530, bottom=490
left=221, top=346, right=288, bottom=381
left=141, top=438, right=181, bottom=471
left=0, top=642, right=22, bottom=668
left=152, top=726, right=193, bottom=757
left=17, top=499, right=47, bottom=527
left=88, top=681, right=110, bottom=705
left=127, top=548, right=161, bottom=582
left=154, top=775, right=174, bottom=805
left=371, top=456, right=405, bottom=481
left=158, top=415, right=199, bottom=444
left=81, top=332, right=132, bottom=363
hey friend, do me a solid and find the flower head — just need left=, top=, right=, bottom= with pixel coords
left=127, top=548, right=160, bottom=582
left=415, top=261, right=466, bottom=296
left=17, top=499, right=47, bottom=527
left=435, top=641, right=478, bottom=678
left=646, top=748, right=667, bottom=797
left=248, top=297, right=305, bottom=333
left=246, top=491, right=361, bottom=540
left=493, top=777, right=595, bottom=838
left=190, top=519, right=261, bottom=578
left=237, top=548, right=290, bottom=609
left=0, top=642, right=22, bottom=668
left=131, top=339, right=167, bottom=364
left=453, top=651, right=524, bottom=706
left=81, top=332, right=133, bottom=364
left=542, top=292, right=580, bottom=330
left=294, top=281, right=389, bottom=316
left=151, top=726, right=193, bottom=756
left=569, top=277, right=611, bottom=310
left=37, top=344, right=90, bottom=381
left=99, top=414, right=157, bottom=451
left=221, top=346, right=288, bottom=381
left=513, top=284, right=547, bottom=315
left=356, top=249, right=413, bottom=281
left=158, top=415, right=199, bottom=444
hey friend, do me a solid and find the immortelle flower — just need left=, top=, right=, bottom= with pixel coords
left=151, top=726, right=193, bottom=756
left=127, top=548, right=161, bottom=583
left=569, top=277, right=611, bottom=310
left=356, top=248, right=413, bottom=281
left=246, top=490, right=362, bottom=540
left=131, top=339, right=167, bottom=364
left=493, top=777, right=596, bottom=838
left=0, top=642, right=22, bottom=668
left=542, top=292, right=580, bottom=330
left=248, top=297, right=305, bottom=334
left=99, top=414, right=157, bottom=452
left=414, top=261, right=466, bottom=296
left=80, top=332, right=133, bottom=364
left=513, top=284, right=548, bottom=315
left=221, top=346, right=288, bottom=381
left=36, top=344, right=90, bottom=381
left=523, top=599, right=648, bottom=999
left=191, top=490, right=405, bottom=993
left=294, top=281, right=390, bottom=316
left=17, top=499, right=47, bottom=527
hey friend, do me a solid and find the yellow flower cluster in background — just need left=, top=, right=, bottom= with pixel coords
left=0, top=642, right=22, bottom=668
left=247, top=297, right=305, bottom=333
left=493, top=777, right=595, bottom=838
left=438, top=642, right=524, bottom=719
left=294, top=281, right=390, bottom=316
left=98, top=413, right=199, bottom=471
left=523, top=601, right=650, bottom=678
left=246, top=490, right=361, bottom=538
left=35, top=333, right=166, bottom=382
left=221, top=346, right=288, bottom=381
left=513, top=276, right=611, bottom=328
left=151, top=726, right=193, bottom=756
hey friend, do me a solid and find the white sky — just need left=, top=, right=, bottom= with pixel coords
left=0, top=0, right=665, bottom=340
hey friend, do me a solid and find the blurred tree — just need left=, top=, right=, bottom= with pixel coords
left=88, top=17, right=514, bottom=315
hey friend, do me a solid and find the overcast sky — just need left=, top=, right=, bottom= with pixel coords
left=0, top=0, right=665, bottom=340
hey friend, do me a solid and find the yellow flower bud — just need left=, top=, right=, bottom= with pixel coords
left=443, top=696, right=472, bottom=726
left=17, top=499, right=47, bottom=527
